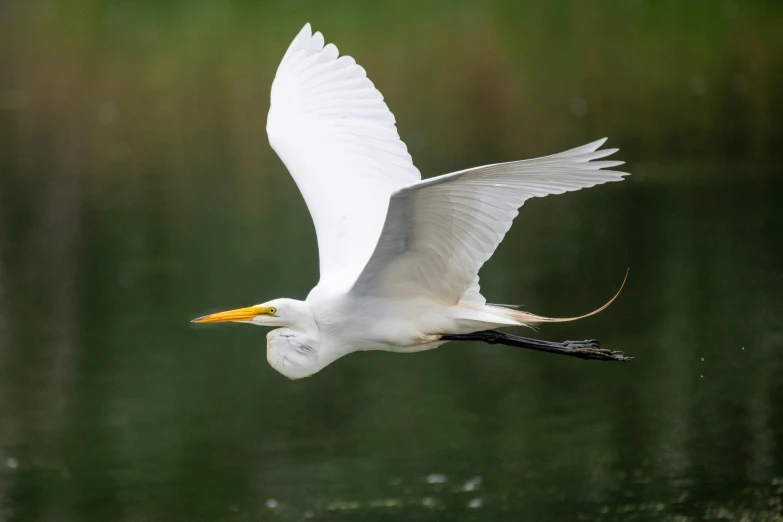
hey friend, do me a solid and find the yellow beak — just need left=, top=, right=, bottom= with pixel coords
left=191, top=306, right=270, bottom=324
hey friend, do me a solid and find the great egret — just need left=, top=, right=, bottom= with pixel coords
left=193, top=24, right=630, bottom=379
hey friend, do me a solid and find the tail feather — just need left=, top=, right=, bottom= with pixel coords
left=490, top=270, right=628, bottom=326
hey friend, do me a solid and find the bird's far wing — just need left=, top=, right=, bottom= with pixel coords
left=349, top=139, right=628, bottom=305
left=267, top=24, right=420, bottom=288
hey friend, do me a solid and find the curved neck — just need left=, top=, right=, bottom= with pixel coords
left=281, top=299, right=318, bottom=336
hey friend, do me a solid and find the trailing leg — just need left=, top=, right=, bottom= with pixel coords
left=441, top=330, right=631, bottom=361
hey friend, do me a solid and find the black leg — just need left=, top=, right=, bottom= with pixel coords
left=441, top=330, right=631, bottom=362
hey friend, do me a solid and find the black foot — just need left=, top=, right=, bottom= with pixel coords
left=560, top=339, right=630, bottom=361
left=441, top=331, right=632, bottom=362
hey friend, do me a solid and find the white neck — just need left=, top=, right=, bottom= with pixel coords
left=278, top=298, right=318, bottom=334
left=262, top=299, right=326, bottom=379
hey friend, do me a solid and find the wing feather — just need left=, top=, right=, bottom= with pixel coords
left=267, top=24, right=420, bottom=288
left=350, top=139, right=628, bottom=304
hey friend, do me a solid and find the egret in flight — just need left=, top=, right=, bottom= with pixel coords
left=193, top=24, right=630, bottom=379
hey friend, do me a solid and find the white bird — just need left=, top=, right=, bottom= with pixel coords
left=192, top=24, right=629, bottom=379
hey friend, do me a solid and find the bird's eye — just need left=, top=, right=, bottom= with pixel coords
left=269, top=307, right=277, bottom=315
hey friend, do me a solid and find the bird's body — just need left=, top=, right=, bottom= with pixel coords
left=193, top=24, right=629, bottom=378
left=264, top=292, right=519, bottom=379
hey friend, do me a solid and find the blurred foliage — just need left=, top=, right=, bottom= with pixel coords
left=2, top=0, right=782, bottom=187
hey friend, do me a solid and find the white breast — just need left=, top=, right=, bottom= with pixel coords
left=266, top=328, right=321, bottom=379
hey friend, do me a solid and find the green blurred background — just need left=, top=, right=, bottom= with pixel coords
left=1, top=1, right=782, bottom=520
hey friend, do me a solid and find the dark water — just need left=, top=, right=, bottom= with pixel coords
left=2, top=1, right=783, bottom=521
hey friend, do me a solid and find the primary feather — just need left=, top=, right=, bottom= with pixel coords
left=350, top=139, right=628, bottom=306
left=267, top=23, right=420, bottom=291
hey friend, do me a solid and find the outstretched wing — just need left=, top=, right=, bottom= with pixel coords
left=350, top=139, right=628, bottom=304
left=267, top=24, right=420, bottom=288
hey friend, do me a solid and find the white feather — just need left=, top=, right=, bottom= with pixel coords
left=350, top=138, right=628, bottom=305
left=267, top=24, right=420, bottom=291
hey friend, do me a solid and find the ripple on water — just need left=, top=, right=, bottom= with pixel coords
left=461, top=476, right=482, bottom=492
left=426, top=473, right=447, bottom=484
left=326, top=500, right=360, bottom=511
left=368, top=498, right=403, bottom=508
left=467, top=497, right=484, bottom=509
left=421, top=496, right=441, bottom=509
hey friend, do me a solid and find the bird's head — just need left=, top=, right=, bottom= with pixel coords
left=191, top=298, right=311, bottom=329
left=193, top=299, right=326, bottom=379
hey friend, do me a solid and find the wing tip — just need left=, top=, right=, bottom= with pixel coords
left=559, top=137, right=611, bottom=158
left=603, top=160, right=625, bottom=168
left=587, top=137, right=609, bottom=151
left=293, top=23, right=313, bottom=46
left=279, top=23, right=315, bottom=67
